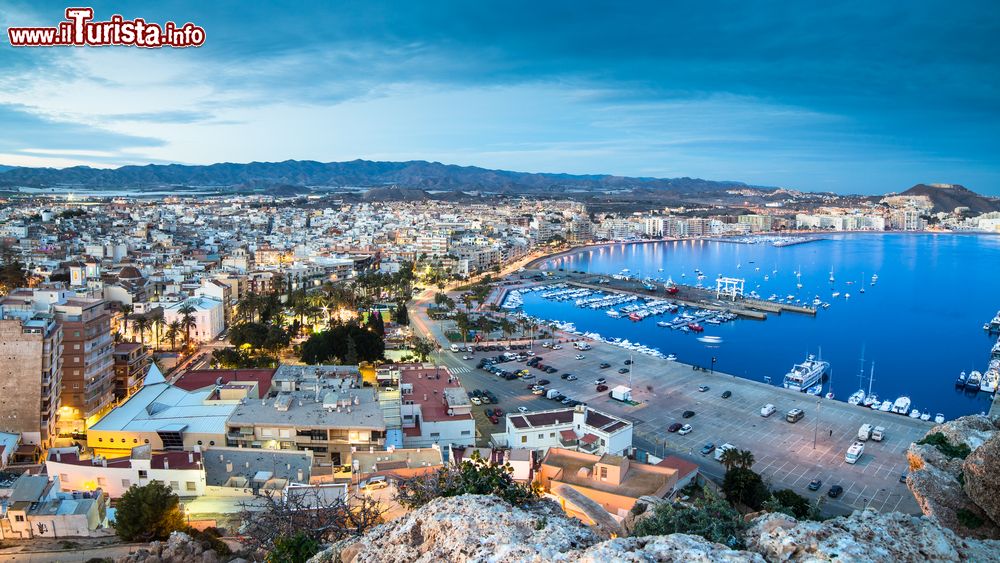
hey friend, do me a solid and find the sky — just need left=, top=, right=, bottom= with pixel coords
left=1, top=1, right=998, bottom=194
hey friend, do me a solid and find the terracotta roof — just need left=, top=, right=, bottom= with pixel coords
left=580, top=433, right=599, bottom=445
left=656, top=456, right=700, bottom=478
left=559, top=429, right=577, bottom=441
left=175, top=369, right=275, bottom=395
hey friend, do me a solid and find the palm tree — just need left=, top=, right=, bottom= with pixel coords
left=120, top=304, right=134, bottom=335
left=150, top=309, right=164, bottom=349
left=737, top=449, right=755, bottom=470
left=178, top=304, right=197, bottom=348
left=132, top=316, right=151, bottom=345
left=720, top=447, right=741, bottom=472
left=165, top=320, right=182, bottom=351
left=236, top=296, right=258, bottom=324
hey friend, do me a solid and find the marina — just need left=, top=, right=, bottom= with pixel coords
left=511, top=234, right=1000, bottom=419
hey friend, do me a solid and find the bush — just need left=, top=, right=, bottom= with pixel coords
left=114, top=481, right=185, bottom=542
left=957, top=508, right=984, bottom=529
left=632, top=487, right=747, bottom=548
left=267, top=532, right=321, bottom=563
left=722, top=467, right=770, bottom=510
left=395, top=451, right=541, bottom=509
left=917, top=433, right=972, bottom=459
left=765, top=489, right=812, bottom=519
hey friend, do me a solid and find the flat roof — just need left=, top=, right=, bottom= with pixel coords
left=174, top=369, right=276, bottom=395
left=89, top=381, right=237, bottom=435
left=400, top=366, right=473, bottom=423
left=227, top=387, right=384, bottom=430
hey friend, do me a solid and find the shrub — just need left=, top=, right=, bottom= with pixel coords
left=267, top=532, right=321, bottom=563
left=395, top=451, right=541, bottom=509
left=632, top=487, right=747, bottom=548
left=722, top=467, right=770, bottom=510
left=916, top=433, right=972, bottom=459
left=764, top=489, right=812, bottom=519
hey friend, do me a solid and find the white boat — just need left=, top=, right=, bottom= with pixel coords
left=920, top=412, right=931, bottom=421
left=934, top=413, right=945, bottom=424
left=656, top=321, right=670, bottom=327
left=832, top=291, right=841, bottom=298
left=844, top=293, right=851, bottom=299
left=892, top=396, right=911, bottom=414
left=606, top=310, right=621, bottom=318
left=848, top=389, right=866, bottom=405
left=879, top=400, right=893, bottom=412
left=666, top=354, right=677, bottom=361
left=909, top=408, right=921, bottom=419
left=782, top=353, right=830, bottom=392
left=864, top=393, right=879, bottom=407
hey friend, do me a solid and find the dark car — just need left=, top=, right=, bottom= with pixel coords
left=545, top=367, right=557, bottom=374
left=808, top=479, right=822, bottom=491
left=526, top=383, right=536, bottom=390
left=560, top=373, right=571, bottom=379
left=596, top=384, right=608, bottom=392
left=552, top=394, right=566, bottom=401
left=537, top=379, right=551, bottom=386
left=700, top=443, right=716, bottom=455
left=489, top=415, right=500, bottom=425
left=485, top=408, right=494, bottom=417
left=827, top=485, right=844, bottom=498
left=624, top=359, right=633, bottom=365
left=721, top=390, right=732, bottom=398
left=600, top=363, right=611, bottom=369
left=899, top=472, right=908, bottom=484
left=618, top=367, right=630, bottom=374
left=682, top=410, right=695, bottom=418
left=668, top=422, right=683, bottom=432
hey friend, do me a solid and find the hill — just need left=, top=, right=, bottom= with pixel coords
left=900, top=183, right=1000, bottom=214
left=0, top=159, right=755, bottom=196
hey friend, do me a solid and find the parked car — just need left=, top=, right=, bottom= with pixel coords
left=485, top=408, right=494, bottom=417
left=545, top=367, right=557, bottom=374
left=575, top=354, right=585, bottom=360
left=596, top=384, right=608, bottom=392
left=522, top=373, right=535, bottom=380
left=678, top=424, right=693, bottom=435
left=361, top=476, right=390, bottom=491
left=899, top=472, right=908, bottom=483
left=618, top=368, right=630, bottom=374
left=827, top=485, right=844, bottom=498
left=517, top=406, right=528, bottom=413
left=494, top=407, right=504, bottom=416
left=560, top=397, right=573, bottom=405
left=489, top=415, right=500, bottom=425
left=470, top=397, right=482, bottom=405
left=721, top=390, right=732, bottom=398
left=600, top=363, right=611, bottom=369
left=462, top=355, right=472, bottom=360
left=682, top=410, right=695, bottom=418
left=537, top=379, right=551, bottom=385
left=561, top=373, right=571, bottom=379
left=565, top=374, right=578, bottom=381
left=761, top=404, right=777, bottom=417
left=668, top=422, right=683, bottom=432
left=624, top=359, right=633, bottom=365
left=532, top=388, right=545, bottom=395
left=594, top=378, right=607, bottom=385
left=698, top=385, right=710, bottom=392
left=700, top=443, right=716, bottom=455
left=808, top=479, right=822, bottom=491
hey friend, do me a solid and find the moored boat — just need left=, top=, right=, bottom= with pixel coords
left=955, top=371, right=966, bottom=388
left=879, top=400, right=892, bottom=412
left=909, top=408, right=921, bottom=419
left=920, top=412, right=931, bottom=421
left=848, top=389, right=865, bottom=405
left=966, top=371, right=982, bottom=392
left=892, top=396, right=911, bottom=414
left=782, top=353, right=830, bottom=392
left=934, top=413, right=945, bottom=424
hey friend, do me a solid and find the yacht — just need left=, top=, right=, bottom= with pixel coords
left=606, top=310, right=621, bottom=318
left=909, top=408, right=921, bottom=419
left=955, top=371, right=967, bottom=389
left=782, top=354, right=830, bottom=392
left=980, top=367, right=999, bottom=393
left=879, top=400, right=893, bottom=412
left=656, top=321, right=670, bottom=328
left=966, top=371, right=982, bottom=392
left=847, top=389, right=866, bottom=405
left=666, top=354, right=677, bottom=361
left=892, top=396, right=911, bottom=415
left=920, top=412, right=931, bottom=421
left=864, top=392, right=878, bottom=407
left=934, top=413, right=945, bottom=424
left=832, top=291, right=841, bottom=298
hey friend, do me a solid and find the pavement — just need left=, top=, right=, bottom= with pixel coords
left=410, top=293, right=928, bottom=517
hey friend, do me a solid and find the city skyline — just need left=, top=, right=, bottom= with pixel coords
left=2, top=1, right=999, bottom=194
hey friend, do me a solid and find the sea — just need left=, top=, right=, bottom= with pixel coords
left=518, top=233, right=1000, bottom=420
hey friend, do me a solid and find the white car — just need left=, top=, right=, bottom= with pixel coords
left=517, top=406, right=528, bottom=413
left=760, top=404, right=776, bottom=417
left=575, top=354, right=585, bottom=360
left=552, top=345, right=563, bottom=350
left=462, top=355, right=472, bottom=360
left=470, top=397, right=482, bottom=405
left=678, top=424, right=693, bottom=435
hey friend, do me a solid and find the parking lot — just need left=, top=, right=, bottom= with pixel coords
left=429, top=335, right=929, bottom=516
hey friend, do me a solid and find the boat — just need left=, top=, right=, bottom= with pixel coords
left=909, top=408, right=921, bottom=419
left=872, top=273, right=878, bottom=283
left=879, top=400, right=892, bottom=412
left=848, top=349, right=867, bottom=405
left=955, top=371, right=967, bottom=388
left=629, top=312, right=642, bottom=322
left=829, top=270, right=835, bottom=283
left=844, top=293, right=851, bottom=299
left=920, top=412, right=931, bottom=421
left=782, top=353, right=830, bottom=392
left=832, top=291, right=841, bottom=298
left=892, top=396, right=911, bottom=414
left=825, top=367, right=835, bottom=399
left=687, top=323, right=704, bottom=333
left=698, top=335, right=722, bottom=344
left=848, top=389, right=866, bottom=405
left=865, top=393, right=879, bottom=407
left=606, top=310, right=621, bottom=318
left=935, top=413, right=945, bottom=424
left=666, top=354, right=677, bottom=361
left=807, top=384, right=823, bottom=396
left=981, top=364, right=999, bottom=393
left=966, top=371, right=982, bottom=392
left=656, top=321, right=670, bottom=328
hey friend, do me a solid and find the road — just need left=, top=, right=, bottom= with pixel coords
left=410, top=292, right=926, bottom=517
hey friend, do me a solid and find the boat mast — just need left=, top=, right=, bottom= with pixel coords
left=858, top=345, right=866, bottom=391
left=867, top=361, right=875, bottom=396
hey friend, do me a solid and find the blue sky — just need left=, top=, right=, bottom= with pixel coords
left=1, top=1, right=998, bottom=194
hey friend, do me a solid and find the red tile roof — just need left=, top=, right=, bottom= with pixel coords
left=175, top=368, right=276, bottom=396
left=559, top=429, right=577, bottom=441
left=656, top=455, right=699, bottom=478
left=399, top=366, right=472, bottom=423
left=580, top=433, right=599, bottom=445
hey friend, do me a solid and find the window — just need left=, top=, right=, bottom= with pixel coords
left=261, top=428, right=273, bottom=437
left=60, top=473, right=69, bottom=482
left=550, top=432, right=555, bottom=438
left=209, top=441, right=215, bottom=446
left=429, top=432, right=440, bottom=438
left=97, top=477, right=107, bottom=486
left=186, top=481, right=197, bottom=491
left=170, top=481, right=179, bottom=490
left=197, top=440, right=203, bottom=445
left=138, top=470, right=148, bottom=479
left=520, top=435, right=527, bottom=443
left=538, top=434, right=543, bottom=439
left=600, top=439, right=606, bottom=446
left=14, top=515, right=24, bottom=522
left=461, top=430, right=471, bottom=436
left=600, top=467, right=608, bottom=479
left=122, top=479, right=131, bottom=489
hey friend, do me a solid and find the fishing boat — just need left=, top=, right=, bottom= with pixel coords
left=920, top=412, right=931, bottom=421
left=955, top=371, right=967, bottom=389
left=966, top=371, right=982, bottom=392
left=782, top=353, right=830, bottom=392
left=892, top=396, right=911, bottom=414
left=687, top=323, right=704, bottom=333
left=935, top=413, right=945, bottom=424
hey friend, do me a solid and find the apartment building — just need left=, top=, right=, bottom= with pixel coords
left=112, top=342, right=149, bottom=400
left=392, top=365, right=475, bottom=449
left=225, top=365, right=387, bottom=466
left=161, top=296, right=225, bottom=343
left=0, top=308, right=62, bottom=447
left=46, top=445, right=205, bottom=498
left=500, top=405, right=633, bottom=456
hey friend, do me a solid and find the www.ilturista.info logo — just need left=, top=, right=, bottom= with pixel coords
left=7, top=7, right=205, bottom=48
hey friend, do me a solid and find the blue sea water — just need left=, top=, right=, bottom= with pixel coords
left=522, top=233, right=1000, bottom=419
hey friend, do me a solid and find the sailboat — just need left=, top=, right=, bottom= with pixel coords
left=862, top=362, right=878, bottom=407
left=829, top=269, right=835, bottom=283
left=825, top=367, right=835, bottom=400
left=796, top=266, right=803, bottom=289
left=859, top=272, right=866, bottom=293
left=848, top=346, right=867, bottom=405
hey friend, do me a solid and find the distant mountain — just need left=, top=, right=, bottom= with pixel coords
left=0, top=165, right=13, bottom=173
left=898, top=183, right=1000, bottom=214
left=0, top=159, right=755, bottom=196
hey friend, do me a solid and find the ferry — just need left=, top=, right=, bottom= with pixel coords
left=892, top=396, right=911, bottom=415
left=782, top=354, right=830, bottom=392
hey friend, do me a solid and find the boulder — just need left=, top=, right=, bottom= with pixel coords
left=963, top=430, right=1000, bottom=530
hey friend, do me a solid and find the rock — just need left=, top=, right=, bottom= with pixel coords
left=621, top=495, right=666, bottom=536
left=745, top=509, right=1000, bottom=562
left=119, top=532, right=229, bottom=563
left=907, top=414, right=1000, bottom=539
left=578, top=535, right=763, bottom=562
left=964, top=429, right=1000, bottom=529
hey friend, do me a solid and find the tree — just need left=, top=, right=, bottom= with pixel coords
left=114, top=481, right=185, bottom=542
left=165, top=320, right=182, bottom=351
left=178, top=304, right=197, bottom=348
left=764, top=489, right=812, bottom=519
left=395, top=451, right=540, bottom=510
left=632, top=487, right=747, bottom=548
left=132, top=316, right=151, bottom=346
left=238, top=489, right=384, bottom=554
left=722, top=466, right=770, bottom=510
left=267, top=532, right=320, bottom=563
left=737, top=449, right=755, bottom=470
left=393, top=300, right=409, bottom=325
left=411, top=337, right=434, bottom=362
left=120, top=304, right=134, bottom=336
left=299, top=325, right=384, bottom=365
left=720, top=448, right=741, bottom=471
left=344, top=336, right=358, bottom=365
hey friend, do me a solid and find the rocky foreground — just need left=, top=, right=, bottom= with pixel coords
left=907, top=414, right=1000, bottom=539
left=308, top=494, right=1000, bottom=563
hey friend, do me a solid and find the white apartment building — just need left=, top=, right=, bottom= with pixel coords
left=46, top=445, right=206, bottom=498
left=162, top=296, right=225, bottom=342
left=499, top=405, right=632, bottom=456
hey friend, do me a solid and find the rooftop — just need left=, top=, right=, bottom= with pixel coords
left=175, top=368, right=276, bottom=396
left=202, top=447, right=312, bottom=486
left=227, top=385, right=384, bottom=430
left=399, top=365, right=472, bottom=423
left=540, top=448, right=677, bottom=500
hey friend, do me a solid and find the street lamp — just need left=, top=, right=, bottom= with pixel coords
left=710, top=356, right=717, bottom=374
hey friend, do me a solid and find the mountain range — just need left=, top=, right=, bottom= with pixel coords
left=0, top=159, right=754, bottom=195
left=898, top=183, right=1000, bottom=214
